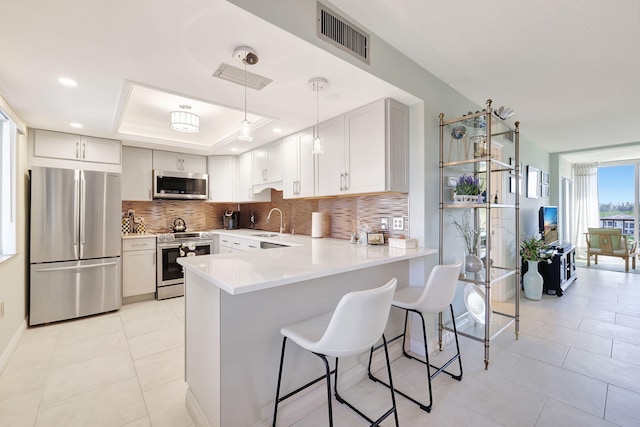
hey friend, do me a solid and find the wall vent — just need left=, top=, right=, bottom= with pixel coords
left=317, top=2, right=370, bottom=64
left=212, top=64, right=273, bottom=90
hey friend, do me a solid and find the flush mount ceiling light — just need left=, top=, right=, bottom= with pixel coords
left=309, top=77, right=328, bottom=155
left=233, top=46, right=259, bottom=142
left=170, top=105, right=200, bottom=133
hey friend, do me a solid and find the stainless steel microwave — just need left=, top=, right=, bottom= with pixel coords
left=153, top=170, right=208, bottom=200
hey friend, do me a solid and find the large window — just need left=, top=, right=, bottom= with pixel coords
left=0, top=116, right=17, bottom=259
left=598, top=163, right=636, bottom=243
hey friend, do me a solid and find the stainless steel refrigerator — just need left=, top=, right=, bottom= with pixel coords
left=29, top=166, right=122, bottom=325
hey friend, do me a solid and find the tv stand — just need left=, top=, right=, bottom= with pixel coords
left=539, top=245, right=577, bottom=296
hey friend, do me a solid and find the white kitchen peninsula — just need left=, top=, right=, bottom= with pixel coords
left=178, top=233, right=437, bottom=427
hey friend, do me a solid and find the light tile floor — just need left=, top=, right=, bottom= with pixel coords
left=1, top=266, right=640, bottom=426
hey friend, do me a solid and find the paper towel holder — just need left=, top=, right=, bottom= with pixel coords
left=311, top=212, right=323, bottom=238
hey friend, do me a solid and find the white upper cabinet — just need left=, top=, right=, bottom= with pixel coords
left=236, top=152, right=270, bottom=203
left=207, top=155, right=235, bottom=203
left=122, top=146, right=153, bottom=201
left=315, top=98, right=409, bottom=197
left=314, top=115, right=346, bottom=196
left=252, top=140, right=283, bottom=185
left=31, top=129, right=121, bottom=170
left=153, top=150, right=206, bottom=173
left=345, top=100, right=387, bottom=194
left=283, top=128, right=314, bottom=199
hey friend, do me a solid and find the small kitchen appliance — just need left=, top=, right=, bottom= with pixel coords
left=172, top=217, right=186, bottom=232
left=223, top=210, right=240, bottom=229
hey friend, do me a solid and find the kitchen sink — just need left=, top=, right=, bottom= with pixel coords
left=253, top=233, right=280, bottom=237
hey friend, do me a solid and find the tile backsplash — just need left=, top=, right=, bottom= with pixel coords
left=123, top=190, right=409, bottom=241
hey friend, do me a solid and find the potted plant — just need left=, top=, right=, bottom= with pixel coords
left=454, top=174, right=482, bottom=203
left=520, top=234, right=556, bottom=300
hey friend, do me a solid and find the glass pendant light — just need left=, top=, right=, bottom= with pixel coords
left=233, top=46, right=258, bottom=142
left=238, top=59, right=253, bottom=141
left=309, top=77, right=328, bottom=155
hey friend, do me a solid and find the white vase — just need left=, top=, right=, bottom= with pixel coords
left=523, top=260, right=543, bottom=300
left=465, top=253, right=483, bottom=273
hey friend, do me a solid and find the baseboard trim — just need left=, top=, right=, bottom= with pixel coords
left=186, top=387, right=212, bottom=427
left=0, top=319, right=27, bottom=375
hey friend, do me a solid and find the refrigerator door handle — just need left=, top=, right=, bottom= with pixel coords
left=73, top=171, right=80, bottom=259
left=34, top=261, right=119, bottom=272
left=80, top=171, right=86, bottom=259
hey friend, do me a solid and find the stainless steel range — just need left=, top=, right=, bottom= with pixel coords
left=156, top=231, right=214, bottom=299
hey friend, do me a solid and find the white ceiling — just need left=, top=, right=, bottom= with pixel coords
left=0, top=0, right=638, bottom=162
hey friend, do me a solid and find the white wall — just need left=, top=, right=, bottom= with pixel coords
left=228, top=1, right=549, bottom=251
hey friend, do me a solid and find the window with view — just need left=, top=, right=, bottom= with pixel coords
left=0, top=116, right=17, bottom=259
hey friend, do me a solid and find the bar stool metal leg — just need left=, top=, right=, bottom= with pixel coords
left=368, top=304, right=463, bottom=413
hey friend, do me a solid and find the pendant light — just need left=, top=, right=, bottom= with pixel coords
left=170, top=105, right=200, bottom=133
left=309, top=77, right=328, bottom=155
left=233, top=46, right=259, bottom=142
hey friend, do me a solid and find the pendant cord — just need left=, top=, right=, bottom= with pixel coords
left=315, top=81, right=320, bottom=139
left=244, top=60, right=248, bottom=121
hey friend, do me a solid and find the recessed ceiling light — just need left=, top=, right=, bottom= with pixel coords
left=273, top=128, right=283, bottom=133
left=70, top=123, right=83, bottom=128
left=230, top=147, right=238, bottom=152
left=58, top=77, right=78, bottom=87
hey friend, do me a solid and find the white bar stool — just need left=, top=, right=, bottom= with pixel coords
left=272, top=278, right=399, bottom=427
left=368, top=261, right=463, bottom=413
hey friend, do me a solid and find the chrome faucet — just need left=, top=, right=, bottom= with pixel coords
left=267, top=207, right=284, bottom=234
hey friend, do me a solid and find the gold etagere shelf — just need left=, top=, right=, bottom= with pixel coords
left=438, top=99, right=520, bottom=369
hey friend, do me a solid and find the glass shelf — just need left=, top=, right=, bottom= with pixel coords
left=443, top=202, right=516, bottom=209
left=450, top=310, right=516, bottom=342
left=459, top=268, right=517, bottom=286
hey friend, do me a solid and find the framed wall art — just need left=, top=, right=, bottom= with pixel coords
left=527, top=165, right=539, bottom=199
left=541, top=171, right=550, bottom=185
left=541, top=185, right=550, bottom=198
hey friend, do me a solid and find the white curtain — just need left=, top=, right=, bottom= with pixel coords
left=573, top=163, right=600, bottom=258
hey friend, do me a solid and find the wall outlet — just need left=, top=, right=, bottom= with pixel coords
left=380, top=218, right=389, bottom=230
left=392, top=217, right=404, bottom=230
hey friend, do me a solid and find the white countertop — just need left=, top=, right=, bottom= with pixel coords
left=178, top=229, right=437, bottom=295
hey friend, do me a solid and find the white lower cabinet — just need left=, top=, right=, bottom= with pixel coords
left=122, top=237, right=156, bottom=298
left=219, top=235, right=261, bottom=252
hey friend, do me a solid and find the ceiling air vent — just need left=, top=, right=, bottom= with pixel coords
left=317, top=2, right=370, bottom=64
left=212, top=64, right=273, bottom=90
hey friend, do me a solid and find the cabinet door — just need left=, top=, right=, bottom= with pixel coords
left=33, top=129, right=81, bottom=160
left=81, top=136, right=121, bottom=164
left=282, top=134, right=299, bottom=198
left=315, top=116, right=346, bottom=196
left=266, top=140, right=283, bottom=182
left=153, top=150, right=181, bottom=171
left=235, top=152, right=253, bottom=202
left=208, top=156, right=235, bottom=202
left=252, top=146, right=268, bottom=184
left=122, top=147, right=153, bottom=201
left=181, top=153, right=207, bottom=174
left=386, top=99, right=409, bottom=192
left=122, top=249, right=156, bottom=297
left=298, top=130, right=315, bottom=198
left=345, top=100, right=386, bottom=194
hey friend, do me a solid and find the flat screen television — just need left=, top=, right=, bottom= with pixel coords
left=539, top=206, right=559, bottom=246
